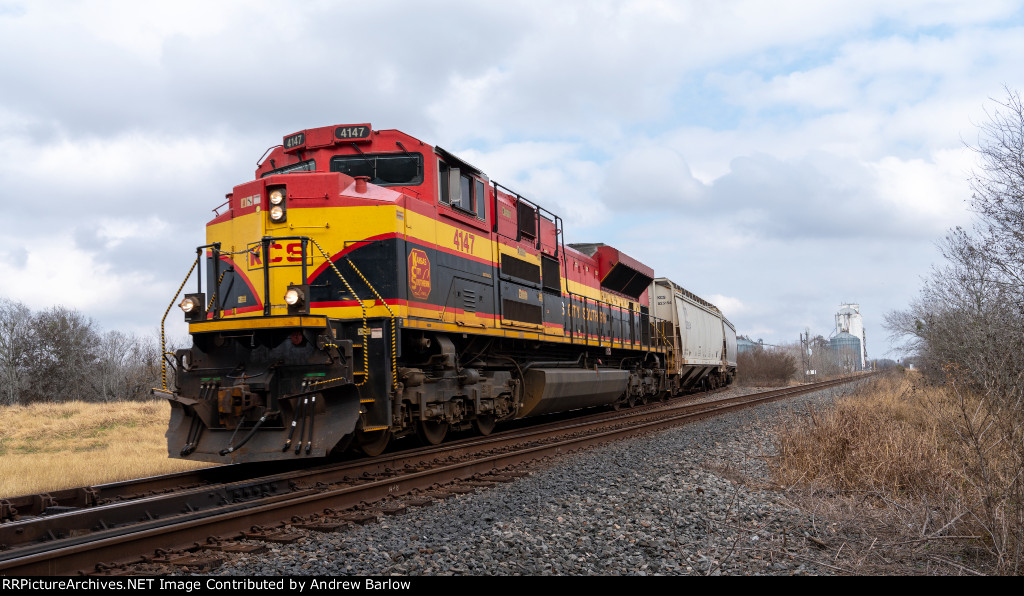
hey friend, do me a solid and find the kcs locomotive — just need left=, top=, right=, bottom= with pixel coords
left=156, top=124, right=737, bottom=463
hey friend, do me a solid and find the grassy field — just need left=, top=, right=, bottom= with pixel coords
left=0, top=400, right=211, bottom=499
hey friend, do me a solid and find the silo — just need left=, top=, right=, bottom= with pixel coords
left=829, top=332, right=863, bottom=372
left=835, top=303, right=867, bottom=368
left=737, top=337, right=757, bottom=354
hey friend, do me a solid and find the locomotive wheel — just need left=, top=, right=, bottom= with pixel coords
left=357, top=429, right=391, bottom=457
left=472, top=414, right=496, bottom=436
left=417, top=420, right=449, bottom=445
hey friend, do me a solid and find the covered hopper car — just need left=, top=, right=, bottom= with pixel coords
left=157, top=124, right=737, bottom=463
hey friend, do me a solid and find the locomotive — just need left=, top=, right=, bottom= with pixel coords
left=156, top=124, right=737, bottom=463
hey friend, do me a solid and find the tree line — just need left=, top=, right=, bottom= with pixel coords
left=885, top=88, right=1024, bottom=573
left=735, top=334, right=898, bottom=387
left=0, top=298, right=171, bottom=405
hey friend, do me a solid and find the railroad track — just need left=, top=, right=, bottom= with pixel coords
left=0, top=374, right=873, bottom=576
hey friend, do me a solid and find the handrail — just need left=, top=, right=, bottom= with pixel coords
left=257, top=235, right=310, bottom=316
left=564, top=290, right=668, bottom=352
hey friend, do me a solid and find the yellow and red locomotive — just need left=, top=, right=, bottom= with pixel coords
left=159, top=124, right=736, bottom=463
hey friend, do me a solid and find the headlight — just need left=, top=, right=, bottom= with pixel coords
left=179, top=293, right=205, bottom=321
left=269, top=205, right=285, bottom=221
left=284, top=287, right=304, bottom=306
left=179, top=296, right=199, bottom=313
left=285, top=284, right=309, bottom=314
left=269, top=189, right=285, bottom=205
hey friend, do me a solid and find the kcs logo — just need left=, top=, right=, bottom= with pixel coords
left=408, top=249, right=431, bottom=300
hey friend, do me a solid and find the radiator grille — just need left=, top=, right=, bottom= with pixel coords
left=502, top=299, right=543, bottom=325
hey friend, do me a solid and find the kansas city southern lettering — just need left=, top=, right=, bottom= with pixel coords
left=569, top=304, right=609, bottom=323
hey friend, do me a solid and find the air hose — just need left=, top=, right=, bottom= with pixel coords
left=219, top=412, right=273, bottom=456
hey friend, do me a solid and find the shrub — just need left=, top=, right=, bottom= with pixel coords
left=737, top=348, right=796, bottom=386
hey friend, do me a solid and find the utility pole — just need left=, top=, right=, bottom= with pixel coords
left=800, top=328, right=810, bottom=383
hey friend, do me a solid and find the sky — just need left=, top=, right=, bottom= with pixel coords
left=2, top=0, right=1023, bottom=359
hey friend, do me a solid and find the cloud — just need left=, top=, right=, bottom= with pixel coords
left=692, top=151, right=955, bottom=242
left=706, top=294, right=746, bottom=317
left=1, top=0, right=1023, bottom=359
left=599, top=145, right=707, bottom=210
left=457, top=142, right=609, bottom=229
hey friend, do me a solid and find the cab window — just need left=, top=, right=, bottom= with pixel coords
left=439, top=159, right=486, bottom=221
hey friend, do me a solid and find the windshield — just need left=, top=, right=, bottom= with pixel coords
left=330, top=153, right=423, bottom=186
left=260, top=159, right=316, bottom=177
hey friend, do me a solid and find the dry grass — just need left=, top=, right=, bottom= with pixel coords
left=776, top=373, right=960, bottom=496
left=774, top=372, right=1017, bottom=574
left=0, top=400, right=211, bottom=498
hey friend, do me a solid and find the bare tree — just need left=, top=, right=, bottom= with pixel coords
left=808, top=335, right=847, bottom=377
left=0, top=299, right=173, bottom=404
left=967, top=87, right=1024, bottom=299
left=91, top=330, right=167, bottom=401
left=24, top=306, right=100, bottom=402
left=0, top=298, right=33, bottom=405
left=886, top=89, right=1024, bottom=573
left=92, top=331, right=137, bottom=401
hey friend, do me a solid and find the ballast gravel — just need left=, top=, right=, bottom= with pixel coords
left=186, top=383, right=864, bottom=576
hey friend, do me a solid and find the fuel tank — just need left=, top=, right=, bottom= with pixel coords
left=517, top=368, right=629, bottom=418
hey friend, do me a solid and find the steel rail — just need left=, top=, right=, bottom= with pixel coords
left=0, top=378, right=823, bottom=518
left=0, top=374, right=874, bottom=575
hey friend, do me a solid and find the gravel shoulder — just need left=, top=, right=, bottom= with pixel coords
left=179, top=380, right=939, bottom=576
